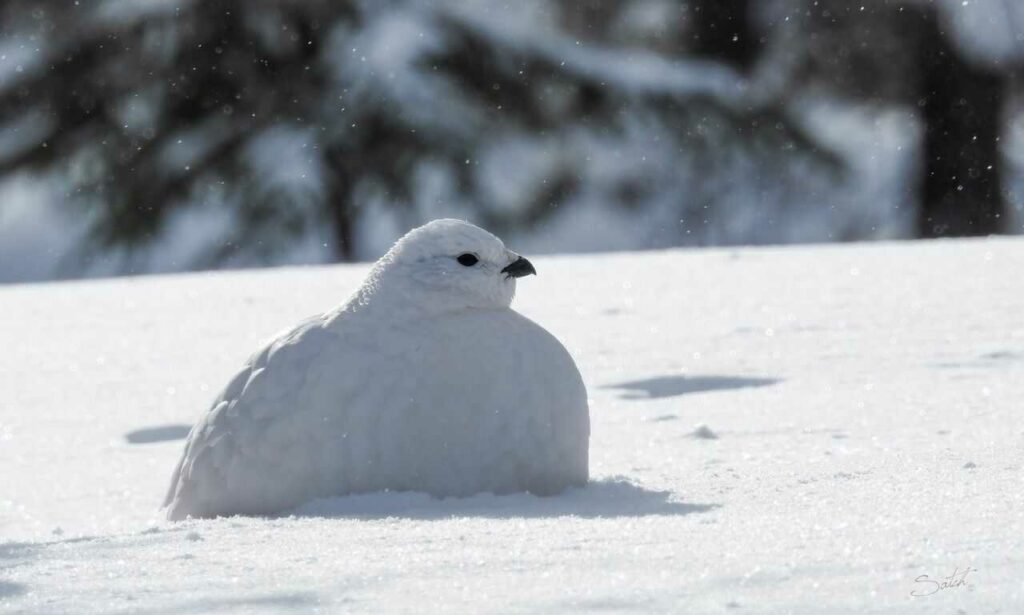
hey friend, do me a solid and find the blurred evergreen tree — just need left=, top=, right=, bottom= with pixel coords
left=0, top=0, right=839, bottom=273
left=796, top=0, right=1015, bottom=237
left=689, top=0, right=760, bottom=72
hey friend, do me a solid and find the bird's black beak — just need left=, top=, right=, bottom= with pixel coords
left=501, top=256, right=536, bottom=279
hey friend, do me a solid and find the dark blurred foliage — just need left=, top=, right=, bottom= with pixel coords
left=689, top=0, right=762, bottom=71
left=3, top=1, right=386, bottom=264
left=795, top=0, right=1016, bottom=236
left=0, top=0, right=1018, bottom=274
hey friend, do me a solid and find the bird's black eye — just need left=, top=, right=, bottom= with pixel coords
left=457, top=253, right=479, bottom=267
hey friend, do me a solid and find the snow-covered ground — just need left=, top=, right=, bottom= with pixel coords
left=2, top=238, right=1022, bottom=613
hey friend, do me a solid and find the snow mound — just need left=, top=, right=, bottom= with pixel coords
left=690, top=424, right=719, bottom=440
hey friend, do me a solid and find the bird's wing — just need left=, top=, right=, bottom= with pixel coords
left=163, top=312, right=388, bottom=519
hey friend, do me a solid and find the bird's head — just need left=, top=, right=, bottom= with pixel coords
left=367, top=219, right=536, bottom=314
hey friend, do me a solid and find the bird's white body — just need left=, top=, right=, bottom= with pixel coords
left=164, top=220, right=589, bottom=519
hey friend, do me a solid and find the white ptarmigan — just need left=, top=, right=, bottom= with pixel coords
left=164, top=219, right=589, bottom=520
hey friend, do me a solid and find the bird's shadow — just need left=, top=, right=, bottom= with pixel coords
left=605, top=374, right=780, bottom=400
left=124, top=424, right=192, bottom=444
left=930, top=349, right=1022, bottom=371
left=0, top=581, right=26, bottom=599
left=289, top=478, right=717, bottom=520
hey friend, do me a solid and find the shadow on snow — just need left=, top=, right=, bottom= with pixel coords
left=604, top=374, right=780, bottom=400
left=124, top=424, right=192, bottom=444
left=0, top=580, right=27, bottom=598
left=290, top=478, right=718, bottom=520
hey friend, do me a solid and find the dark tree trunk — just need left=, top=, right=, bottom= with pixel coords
left=916, top=9, right=1006, bottom=237
left=324, top=163, right=356, bottom=262
left=331, top=200, right=355, bottom=262
left=689, top=0, right=759, bottom=72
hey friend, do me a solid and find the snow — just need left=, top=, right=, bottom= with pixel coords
left=243, top=129, right=325, bottom=200
left=0, top=178, right=69, bottom=284
left=2, top=237, right=1023, bottom=613
left=0, top=37, right=46, bottom=93
left=446, top=1, right=748, bottom=103
left=324, top=4, right=483, bottom=142
left=934, top=0, right=1024, bottom=68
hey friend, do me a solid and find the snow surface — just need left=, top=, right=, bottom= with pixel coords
left=2, top=238, right=1023, bottom=613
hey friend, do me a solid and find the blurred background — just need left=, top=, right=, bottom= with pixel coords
left=0, top=0, right=1021, bottom=283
